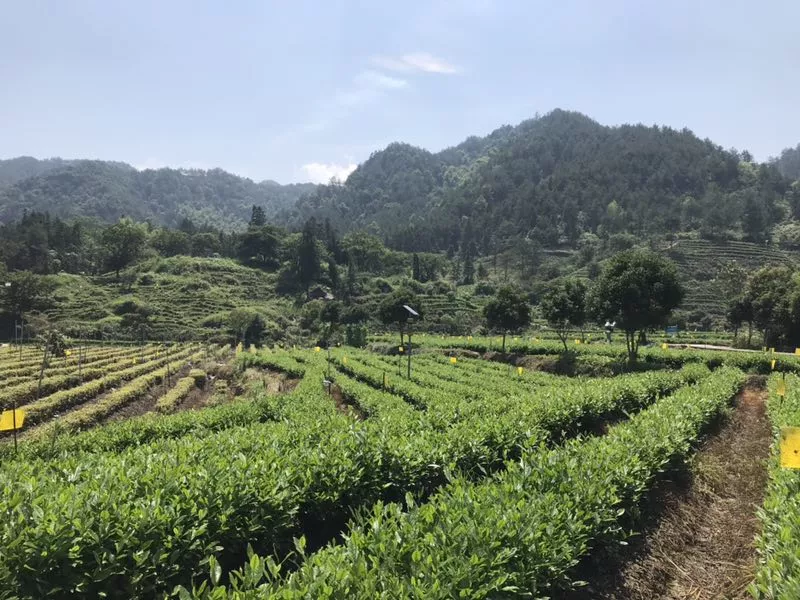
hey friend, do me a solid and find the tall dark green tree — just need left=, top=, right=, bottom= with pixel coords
left=237, top=225, right=282, bottom=269
left=379, top=288, right=420, bottom=346
left=744, top=266, right=793, bottom=347
left=588, top=250, right=684, bottom=363
left=249, top=205, right=267, bottom=228
left=462, top=244, right=475, bottom=285
left=328, top=256, right=340, bottom=295
left=483, top=285, right=531, bottom=351
left=345, top=254, right=358, bottom=301
left=297, top=219, right=321, bottom=296
left=540, top=278, right=587, bottom=351
left=412, top=253, right=422, bottom=282
left=0, top=271, right=55, bottom=321
left=742, top=195, right=769, bottom=243
left=100, top=218, right=147, bottom=279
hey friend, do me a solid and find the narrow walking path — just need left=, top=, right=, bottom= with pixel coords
left=564, top=381, right=771, bottom=600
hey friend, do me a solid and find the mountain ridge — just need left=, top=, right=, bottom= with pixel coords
left=0, top=158, right=317, bottom=228
left=2, top=109, right=798, bottom=244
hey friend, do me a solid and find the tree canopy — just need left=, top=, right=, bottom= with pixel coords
left=379, top=288, right=420, bottom=345
left=540, top=278, right=587, bottom=351
left=483, top=285, right=531, bottom=351
left=588, top=250, right=684, bottom=362
left=101, top=218, right=148, bottom=278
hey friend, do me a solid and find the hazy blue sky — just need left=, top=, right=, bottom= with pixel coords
left=1, top=0, right=799, bottom=183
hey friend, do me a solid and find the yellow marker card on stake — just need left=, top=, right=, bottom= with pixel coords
left=0, top=409, right=25, bottom=431
left=781, top=427, right=800, bottom=468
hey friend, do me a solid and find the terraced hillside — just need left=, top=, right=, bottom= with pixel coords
left=354, top=291, right=485, bottom=334
left=665, top=239, right=798, bottom=320
left=44, top=256, right=294, bottom=341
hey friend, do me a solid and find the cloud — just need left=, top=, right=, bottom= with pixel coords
left=356, top=70, right=408, bottom=90
left=371, top=52, right=460, bottom=74
left=301, top=162, right=358, bottom=184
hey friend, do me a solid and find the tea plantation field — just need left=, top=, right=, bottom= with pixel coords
left=0, top=340, right=798, bottom=598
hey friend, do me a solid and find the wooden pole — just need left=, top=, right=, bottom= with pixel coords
left=12, top=399, right=17, bottom=454
left=407, top=333, right=412, bottom=379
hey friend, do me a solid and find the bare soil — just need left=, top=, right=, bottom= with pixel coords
left=329, top=382, right=365, bottom=420
left=563, top=380, right=771, bottom=600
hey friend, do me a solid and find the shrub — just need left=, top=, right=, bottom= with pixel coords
left=474, top=281, right=496, bottom=296
left=345, top=324, right=368, bottom=347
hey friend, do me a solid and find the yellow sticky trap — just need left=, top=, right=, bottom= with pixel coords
left=772, top=359, right=777, bottom=370
left=777, top=378, right=787, bottom=397
left=398, top=346, right=404, bottom=353
left=661, top=343, right=668, bottom=350
left=450, top=357, right=457, bottom=365
left=65, top=350, right=72, bottom=357
left=0, top=409, right=25, bottom=431
left=795, top=348, right=800, bottom=356
left=343, top=356, right=348, bottom=365
left=314, top=346, right=321, bottom=352
left=517, top=366, right=524, bottom=376
left=781, top=427, right=800, bottom=468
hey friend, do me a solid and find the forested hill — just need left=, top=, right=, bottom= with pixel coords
left=774, top=144, right=800, bottom=181
left=286, top=109, right=797, bottom=253
left=3, top=112, right=797, bottom=242
left=0, top=159, right=317, bottom=229
left=0, top=157, right=77, bottom=186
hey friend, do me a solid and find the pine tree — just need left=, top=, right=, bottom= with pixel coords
left=297, top=219, right=320, bottom=296
left=328, top=256, right=340, bottom=295
left=462, top=245, right=475, bottom=284
left=249, top=205, right=266, bottom=228
left=346, top=255, right=357, bottom=302
left=412, top=253, right=421, bottom=282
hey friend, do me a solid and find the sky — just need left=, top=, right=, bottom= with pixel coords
left=1, top=0, right=799, bottom=184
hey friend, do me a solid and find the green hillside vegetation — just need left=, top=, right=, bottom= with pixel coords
left=43, top=257, right=294, bottom=342
left=288, top=110, right=792, bottom=254
left=0, top=159, right=316, bottom=228
left=773, top=144, right=800, bottom=181
left=4, top=110, right=800, bottom=347
left=0, top=156, right=77, bottom=186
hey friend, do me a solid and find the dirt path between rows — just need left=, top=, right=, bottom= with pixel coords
left=565, top=380, right=771, bottom=600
